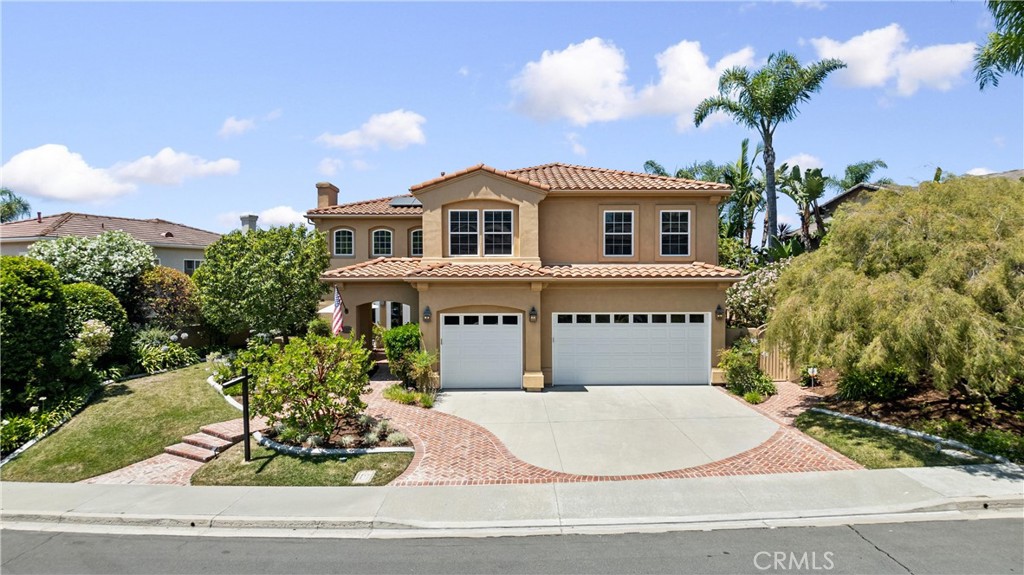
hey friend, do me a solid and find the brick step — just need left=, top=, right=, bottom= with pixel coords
left=164, top=442, right=218, bottom=463
left=199, top=421, right=245, bottom=443
left=182, top=432, right=234, bottom=452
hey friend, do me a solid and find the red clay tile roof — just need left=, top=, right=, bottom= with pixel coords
left=306, top=194, right=424, bottom=216
left=0, top=212, right=220, bottom=247
left=507, top=163, right=732, bottom=192
left=323, top=258, right=741, bottom=281
left=409, top=164, right=551, bottom=193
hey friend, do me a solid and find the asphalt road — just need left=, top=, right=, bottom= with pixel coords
left=2, top=518, right=1021, bottom=575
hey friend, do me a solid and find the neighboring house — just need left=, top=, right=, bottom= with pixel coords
left=306, top=163, right=742, bottom=391
left=0, top=212, right=220, bottom=275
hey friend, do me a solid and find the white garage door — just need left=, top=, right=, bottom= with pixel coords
left=552, top=312, right=710, bottom=385
left=440, top=314, right=523, bottom=389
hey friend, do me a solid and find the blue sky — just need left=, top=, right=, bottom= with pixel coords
left=3, top=1, right=1021, bottom=234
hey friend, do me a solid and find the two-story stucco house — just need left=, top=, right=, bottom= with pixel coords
left=306, top=163, right=742, bottom=391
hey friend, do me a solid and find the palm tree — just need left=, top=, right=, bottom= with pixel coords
left=643, top=159, right=725, bottom=182
left=721, top=138, right=764, bottom=248
left=827, top=159, right=893, bottom=192
left=0, top=189, right=32, bottom=223
left=694, top=51, right=846, bottom=252
left=780, top=166, right=828, bottom=250
left=975, top=0, right=1024, bottom=89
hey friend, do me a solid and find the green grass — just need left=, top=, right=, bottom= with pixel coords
left=382, top=384, right=434, bottom=408
left=0, top=364, right=241, bottom=483
left=795, top=410, right=991, bottom=469
left=190, top=443, right=412, bottom=486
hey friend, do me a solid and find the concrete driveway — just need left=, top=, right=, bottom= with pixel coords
left=434, top=386, right=779, bottom=476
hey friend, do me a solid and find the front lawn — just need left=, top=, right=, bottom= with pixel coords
left=794, top=410, right=990, bottom=469
left=0, top=364, right=240, bottom=483
left=190, top=443, right=411, bottom=486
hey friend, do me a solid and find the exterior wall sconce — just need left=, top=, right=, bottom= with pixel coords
left=529, top=307, right=538, bottom=323
left=715, top=304, right=725, bottom=320
left=422, top=306, right=432, bottom=322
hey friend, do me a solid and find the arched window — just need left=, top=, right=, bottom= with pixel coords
left=410, top=228, right=423, bottom=257
left=371, top=229, right=393, bottom=257
left=333, top=229, right=354, bottom=256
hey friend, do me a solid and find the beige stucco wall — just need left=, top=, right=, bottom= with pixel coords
left=311, top=217, right=422, bottom=268
left=320, top=281, right=421, bottom=343
left=0, top=240, right=33, bottom=256
left=538, top=196, right=721, bottom=265
left=0, top=239, right=206, bottom=275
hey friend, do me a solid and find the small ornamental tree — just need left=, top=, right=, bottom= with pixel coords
left=62, top=282, right=132, bottom=364
left=193, top=225, right=329, bottom=339
left=28, top=230, right=155, bottom=320
left=381, top=323, right=421, bottom=385
left=767, top=177, right=1024, bottom=395
left=140, top=266, right=201, bottom=329
left=725, top=259, right=792, bottom=328
left=250, top=334, right=372, bottom=439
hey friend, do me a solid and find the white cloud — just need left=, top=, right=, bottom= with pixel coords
left=316, top=109, right=426, bottom=151
left=566, top=132, right=587, bottom=156
left=1, top=144, right=134, bottom=201
left=112, top=148, right=239, bottom=185
left=216, top=206, right=309, bottom=230
left=966, top=167, right=994, bottom=176
left=810, top=24, right=974, bottom=96
left=318, top=158, right=343, bottom=176
left=511, top=37, right=755, bottom=130
left=782, top=153, right=824, bottom=170
left=790, top=0, right=827, bottom=10
left=218, top=116, right=257, bottom=138
left=458, top=66, right=470, bottom=77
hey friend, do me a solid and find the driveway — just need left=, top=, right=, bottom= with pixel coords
left=433, top=386, right=779, bottom=476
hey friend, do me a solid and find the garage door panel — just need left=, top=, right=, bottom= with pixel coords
left=441, top=314, right=522, bottom=389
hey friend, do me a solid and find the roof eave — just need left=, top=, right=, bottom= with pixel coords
left=305, top=212, right=423, bottom=219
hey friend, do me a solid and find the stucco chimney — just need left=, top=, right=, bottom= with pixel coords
left=240, top=214, right=259, bottom=231
left=316, top=182, right=339, bottom=209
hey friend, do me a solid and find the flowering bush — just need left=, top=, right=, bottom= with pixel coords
left=62, top=282, right=131, bottom=363
left=71, top=319, right=113, bottom=368
left=725, top=259, right=792, bottom=328
left=140, top=266, right=201, bottom=329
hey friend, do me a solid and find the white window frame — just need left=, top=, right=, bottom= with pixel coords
left=333, top=228, right=355, bottom=257
left=482, top=209, right=514, bottom=257
left=448, top=209, right=479, bottom=257
left=603, top=210, right=634, bottom=257
left=183, top=259, right=203, bottom=276
left=371, top=228, right=393, bottom=257
left=659, top=210, right=691, bottom=257
left=410, top=228, right=423, bottom=257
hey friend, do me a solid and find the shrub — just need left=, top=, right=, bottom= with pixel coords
left=718, top=236, right=764, bottom=273
left=0, top=385, right=95, bottom=456
left=62, top=282, right=131, bottom=363
left=307, top=317, right=331, bottom=337
left=720, top=338, right=777, bottom=397
left=743, top=391, right=765, bottom=404
left=407, top=349, right=439, bottom=392
left=383, top=384, right=417, bottom=405
left=836, top=368, right=910, bottom=402
left=386, top=432, right=410, bottom=446
left=71, top=320, right=113, bottom=368
left=250, top=334, right=372, bottom=440
left=140, top=266, right=200, bottom=329
left=135, top=342, right=200, bottom=373
left=725, top=259, right=791, bottom=328
left=0, top=256, right=69, bottom=410
left=340, top=434, right=358, bottom=448
left=381, top=323, right=421, bottom=385
left=133, top=325, right=175, bottom=347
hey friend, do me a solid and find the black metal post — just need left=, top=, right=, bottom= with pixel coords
left=241, top=367, right=251, bottom=463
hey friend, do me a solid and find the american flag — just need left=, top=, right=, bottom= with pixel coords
left=332, top=287, right=345, bottom=335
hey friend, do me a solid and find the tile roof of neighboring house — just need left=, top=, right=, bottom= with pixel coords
left=0, top=212, right=220, bottom=248
left=819, top=183, right=882, bottom=215
left=323, top=258, right=741, bottom=281
left=306, top=194, right=425, bottom=216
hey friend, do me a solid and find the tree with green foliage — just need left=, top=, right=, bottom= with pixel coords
left=721, top=138, right=765, bottom=248
left=0, top=189, right=32, bottom=223
left=779, top=165, right=828, bottom=249
left=140, top=266, right=201, bottom=329
left=643, top=159, right=726, bottom=183
left=695, top=52, right=846, bottom=251
left=381, top=323, right=422, bottom=386
left=767, top=177, right=1024, bottom=396
left=975, top=0, right=1024, bottom=89
left=27, top=230, right=155, bottom=321
left=192, top=225, right=329, bottom=340
left=827, top=159, right=892, bottom=193
left=62, top=282, right=132, bottom=364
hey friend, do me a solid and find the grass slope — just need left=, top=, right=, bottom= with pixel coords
left=191, top=443, right=412, bottom=486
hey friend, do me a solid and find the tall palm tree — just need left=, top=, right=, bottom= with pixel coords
left=643, top=159, right=725, bottom=182
left=721, top=138, right=764, bottom=248
left=827, top=159, right=892, bottom=192
left=975, top=0, right=1024, bottom=89
left=694, top=51, right=846, bottom=252
left=0, top=188, right=32, bottom=223
left=780, top=166, right=828, bottom=250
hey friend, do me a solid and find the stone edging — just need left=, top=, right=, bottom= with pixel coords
left=809, top=407, right=1016, bottom=466
left=206, top=375, right=244, bottom=411
left=253, top=431, right=415, bottom=458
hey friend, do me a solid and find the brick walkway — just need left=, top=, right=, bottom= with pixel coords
left=367, top=366, right=861, bottom=487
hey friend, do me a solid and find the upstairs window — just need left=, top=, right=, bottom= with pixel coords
left=603, top=210, right=633, bottom=257
left=660, top=210, right=690, bottom=256
left=333, top=229, right=354, bottom=256
left=449, top=210, right=478, bottom=256
left=371, top=229, right=392, bottom=257
left=483, top=210, right=513, bottom=256
left=410, top=229, right=423, bottom=257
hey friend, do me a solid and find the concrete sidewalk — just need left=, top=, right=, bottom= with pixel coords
left=2, top=464, right=1021, bottom=535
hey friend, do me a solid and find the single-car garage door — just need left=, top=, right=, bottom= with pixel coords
left=552, top=312, right=710, bottom=385
left=440, top=313, right=523, bottom=389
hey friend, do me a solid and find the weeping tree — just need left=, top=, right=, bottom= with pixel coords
left=767, top=176, right=1024, bottom=396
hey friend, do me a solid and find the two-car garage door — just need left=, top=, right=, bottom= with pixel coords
left=552, top=312, right=710, bottom=385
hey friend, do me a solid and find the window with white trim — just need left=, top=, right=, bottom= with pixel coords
left=333, top=229, right=354, bottom=256
left=483, top=210, right=513, bottom=256
left=449, top=210, right=478, bottom=256
left=183, top=259, right=203, bottom=276
left=410, top=229, right=423, bottom=257
left=603, top=210, right=633, bottom=257
left=371, top=229, right=392, bottom=257
left=660, top=210, right=690, bottom=256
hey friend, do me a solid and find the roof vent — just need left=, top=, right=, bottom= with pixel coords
left=161, top=231, right=174, bottom=238
left=389, top=196, right=422, bottom=207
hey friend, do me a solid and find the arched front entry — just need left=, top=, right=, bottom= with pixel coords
left=319, top=282, right=419, bottom=347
